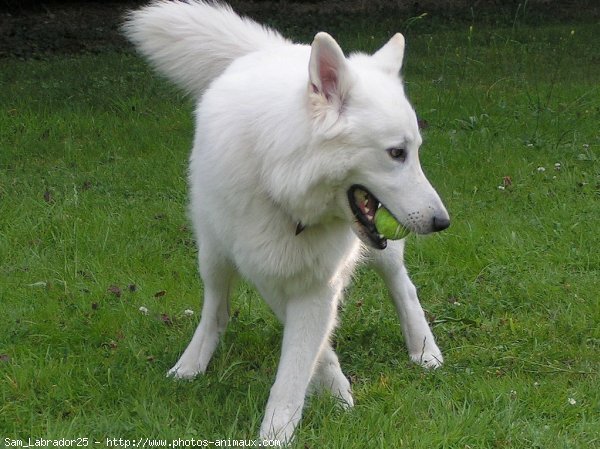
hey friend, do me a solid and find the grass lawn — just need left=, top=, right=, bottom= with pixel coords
left=1, top=10, right=598, bottom=449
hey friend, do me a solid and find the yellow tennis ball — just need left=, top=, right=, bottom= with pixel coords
left=374, top=207, right=410, bottom=240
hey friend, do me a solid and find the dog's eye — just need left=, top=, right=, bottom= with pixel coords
left=387, top=147, right=407, bottom=162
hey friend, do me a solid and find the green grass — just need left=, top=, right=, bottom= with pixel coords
left=1, top=16, right=599, bottom=449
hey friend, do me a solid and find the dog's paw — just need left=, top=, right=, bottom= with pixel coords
left=259, top=421, right=295, bottom=447
left=410, top=350, right=443, bottom=369
left=259, top=402, right=301, bottom=447
left=259, top=430, right=293, bottom=447
left=337, top=388, right=354, bottom=409
left=166, top=362, right=203, bottom=380
left=308, top=369, right=354, bottom=408
left=332, top=376, right=354, bottom=409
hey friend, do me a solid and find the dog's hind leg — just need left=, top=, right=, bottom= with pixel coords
left=308, top=344, right=353, bottom=408
left=368, top=240, right=443, bottom=369
left=168, top=248, right=235, bottom=380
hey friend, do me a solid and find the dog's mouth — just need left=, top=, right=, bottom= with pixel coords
left=347, top=184, right=390, bottom=250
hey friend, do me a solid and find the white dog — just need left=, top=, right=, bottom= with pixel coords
left=125, top=1, right=450, bottom=443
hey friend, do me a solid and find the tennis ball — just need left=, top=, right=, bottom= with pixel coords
left=374, top=207, right=410, bottom=240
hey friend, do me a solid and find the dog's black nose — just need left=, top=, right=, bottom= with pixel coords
left=432, top=215, right=450, bottom=232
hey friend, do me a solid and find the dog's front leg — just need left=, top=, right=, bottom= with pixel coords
left=368, top=240, right=443, bottom=368
left=259, top=287, right=338, bottom=445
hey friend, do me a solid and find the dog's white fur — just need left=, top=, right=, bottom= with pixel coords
left=125, top=1, right=450, bottom=443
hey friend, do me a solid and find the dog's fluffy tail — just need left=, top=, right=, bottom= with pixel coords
left=124, top=1, right=289, bottom=96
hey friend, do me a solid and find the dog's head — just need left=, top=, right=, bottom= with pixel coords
left=307, top=32, right=450, bottom=249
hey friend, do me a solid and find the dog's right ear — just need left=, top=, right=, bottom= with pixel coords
left=309, top=32, right=350, bottom=109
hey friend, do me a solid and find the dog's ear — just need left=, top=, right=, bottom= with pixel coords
left=309, top=32, right=350, bottom=106
left=372, top=33, right=405, bottom=75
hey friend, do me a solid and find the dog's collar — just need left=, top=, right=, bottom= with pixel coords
left=295, top=221, right=305, bottom=235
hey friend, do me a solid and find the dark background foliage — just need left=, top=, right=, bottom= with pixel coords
left=1, top=0, right=599, bottom=59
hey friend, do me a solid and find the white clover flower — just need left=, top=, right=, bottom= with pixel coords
left=183, top=309, right=194, bottom=316
left=554, top=162, right=562, bottom=170
left=568, top=397, right=577, bottom=405
left=537, top=166, right=546, bottom=172
left=139, top=306, right=149, bottom=315
left=497, top=185, right=505, bottom=191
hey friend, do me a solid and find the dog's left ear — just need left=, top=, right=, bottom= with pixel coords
left=372, top=33, right=405, bottom=76
left=309, top=32, right=350, bottom=107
